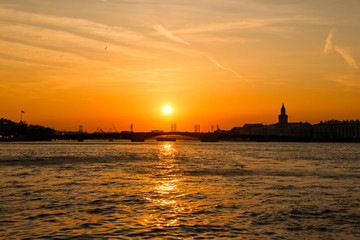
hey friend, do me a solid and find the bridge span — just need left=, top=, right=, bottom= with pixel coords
left=122, top=131, right=219, bottom=142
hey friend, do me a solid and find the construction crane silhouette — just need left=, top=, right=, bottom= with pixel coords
left=112, top=124, right=119, bottom=133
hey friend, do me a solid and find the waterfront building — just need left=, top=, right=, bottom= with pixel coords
left=230, top=104, right=360, bottom=141
left=231, top=124, right=266, bottom=136
left=313, top=120, right=360, bottom=140
left=231, top=104, right=312, bottom=140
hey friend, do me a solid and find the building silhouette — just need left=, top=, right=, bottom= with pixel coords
left=313, top=120, right=360, bottom=140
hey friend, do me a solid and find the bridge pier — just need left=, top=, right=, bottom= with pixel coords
left=131, top=133, right=146, bottom=142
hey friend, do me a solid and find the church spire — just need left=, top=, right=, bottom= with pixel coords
left=279, top=103, right=288, bottom=126
left=281, top=103, right=286, bottom=115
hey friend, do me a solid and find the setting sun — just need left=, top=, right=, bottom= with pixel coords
left=163, top=106, right=172, bottom=114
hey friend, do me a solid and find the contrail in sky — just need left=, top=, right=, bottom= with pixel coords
left=207, top=55, right=243, bottom=79
left=323, top=29, right=334, bottom=54
left=334, top=46, right=358, bottom=69
left=206, top=55, right=253, bottom=85
left=153, top=24, right=190, bottom=45
left=323, top=29, right=358, bottom=69
left=154, top=24, right=252, bottom=84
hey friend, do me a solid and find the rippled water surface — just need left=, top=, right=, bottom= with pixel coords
left=0, top=141, right=359, bottom=239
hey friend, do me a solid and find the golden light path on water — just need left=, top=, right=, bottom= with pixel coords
left=145, top=143, right=185, bottom=228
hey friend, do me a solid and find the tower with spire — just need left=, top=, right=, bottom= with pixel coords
left=278, top=103, right=288, bottom=126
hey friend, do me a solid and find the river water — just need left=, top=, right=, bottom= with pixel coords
left=0, top=141, right=359, bottom=239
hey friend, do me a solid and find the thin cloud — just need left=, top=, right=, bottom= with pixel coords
left=334, top=46, right=358, bottom=69
left=0, top=22, right=160, bottom=62
left=334, top=77, right=360, bottom=87
left=173, top=18, right=279, bottom=34
left=323, top=29, right=334, bottom=55
left=0, top=6, right=165, bottom=62
left=153, top=25, right=190, bottom=45
left=0, top=6, right=144, bottom=43
left=99, top=0, right=116, bottom=6
left=172, top=16, right=326, bottom=35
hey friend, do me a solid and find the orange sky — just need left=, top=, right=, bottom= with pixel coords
left=1, top=0, right=360, bottom=132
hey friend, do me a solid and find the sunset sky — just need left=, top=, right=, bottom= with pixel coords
left=1, top=0, right=359, bottom=132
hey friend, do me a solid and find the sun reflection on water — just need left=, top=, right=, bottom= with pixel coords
left=146, top=143, right=187, bottom=228
left=156, top=179, right=178, bottom=194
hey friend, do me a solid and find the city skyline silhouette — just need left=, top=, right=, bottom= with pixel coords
left=2, top=103, right=360, bottom=142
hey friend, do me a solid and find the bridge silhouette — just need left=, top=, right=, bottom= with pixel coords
left=121, top=131, right=219, bottom=142
left=57, top=131, right=315, bottom=142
